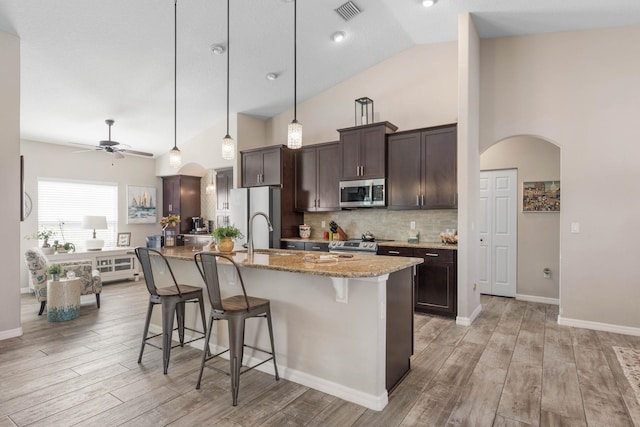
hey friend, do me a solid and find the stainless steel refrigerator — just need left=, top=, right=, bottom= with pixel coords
left=228, top=187, right=281, bottom=250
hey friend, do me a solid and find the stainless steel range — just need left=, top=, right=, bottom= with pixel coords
left=328, top=240, right=379, bottom=255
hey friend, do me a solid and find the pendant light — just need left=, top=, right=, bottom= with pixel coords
left=169, top=0, right=182, bottom=169
left=287, top=0, right=302, bottom=149
left=221, top=0, right=235, bottom=160
left=205, top=170, right=215, bottom=194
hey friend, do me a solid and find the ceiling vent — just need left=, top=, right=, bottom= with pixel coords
left=335, top=1, right=361, bottom=21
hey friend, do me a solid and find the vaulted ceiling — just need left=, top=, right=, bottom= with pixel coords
left=1, top=0, right=639, bottom=156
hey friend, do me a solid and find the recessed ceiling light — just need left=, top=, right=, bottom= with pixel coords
left=266, top=73, right=278, bottom=81
left=422, top=0, right=437, bottom=7
left=210, top=44, right=225, bottom=55
left=332, top=31, right=346, bottom=43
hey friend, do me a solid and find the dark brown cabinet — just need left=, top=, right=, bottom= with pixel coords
left=414, top=248, right=457, bottom=317
left=280, top=240, right=329, bottom=252
left=295, top=142, right=340, bottom=212
left=242, top=146, right=283, bottom=187
left=215, top=168, right=232, bottom=211
left=378, top=245, right=457, bottom=317
left=338, top=122, right=397, bottom=180
left=387, top=124, right=457, bottom=209
left=162, top=175, right=201, bottom=234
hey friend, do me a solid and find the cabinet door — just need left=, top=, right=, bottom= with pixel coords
left=242, top=151, right=264, bottom=187
left=163, top=176, right=180, bottom=215
left=340, top=129, right=361, bottom=180
left=295, top=147, right=317, bottom=211
left=216, top=168, right=232, bottom=210
left=178, top=176, right=202, bottom=234
left=387, top=132, right=422, bottom=209
left=377, top=246, right=413, bottom=256
left=316, top=143, right=340, bottom=211
left=423, top=126, right=457, bottom=208
left=261, top=148, right=282, bottom=186
left=280, top=240, right=305, bottom=250
left=360, top=125, right=386, bottom=179
left=414, top=249, right=457, bottom=317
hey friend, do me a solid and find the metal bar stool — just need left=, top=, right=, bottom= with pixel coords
left=194, top=252, right=279, bottom=406
left=135, top=247, right=207, bottom=374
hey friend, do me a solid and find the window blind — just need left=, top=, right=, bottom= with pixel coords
left=37, top=179, right=118, bottom=249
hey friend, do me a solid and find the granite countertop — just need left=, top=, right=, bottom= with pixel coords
left=159, top=246, right=423, bottom=278
left=280, top=237, right=457, bottom=250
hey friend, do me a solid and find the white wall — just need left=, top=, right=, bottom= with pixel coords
left=20, top=140, right=160, bottom=291
left=481, top=26, right=640, bottom=330
left=0, top=31, right=21, bottom=339
left=481, top=136, right=561, bottom=300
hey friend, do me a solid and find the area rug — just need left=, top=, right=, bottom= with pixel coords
left=613, top=346, right=640, bottom=403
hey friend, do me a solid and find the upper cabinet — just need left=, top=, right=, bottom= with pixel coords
left=387, top=124, right=457, bottom=209
left=338, top=122, right=397, bottom=180
left=215, top=167, right=232, bottom=211
left=294, top=142, right=340, bottom=212
left=162, top=175, right=202, bottom=233
left=242, top=146, right=285, bottom=187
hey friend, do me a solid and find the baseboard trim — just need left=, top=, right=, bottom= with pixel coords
left=516, top=294, right=559, bottom=305
left=456, top=303, right=482, bottom=326
left=149, top=326, right=389, bottom=411
left=0, top=326, right=23, bottom=340
left=557, top=316, right=640, bottom=337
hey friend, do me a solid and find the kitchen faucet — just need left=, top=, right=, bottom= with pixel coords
left=248, top=211, right=273, bottom=257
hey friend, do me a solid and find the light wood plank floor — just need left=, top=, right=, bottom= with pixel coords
left=1, top=281, right=639, bottom=426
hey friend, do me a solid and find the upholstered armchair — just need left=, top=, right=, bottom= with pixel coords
left=24, top=247, right=102, bottom=315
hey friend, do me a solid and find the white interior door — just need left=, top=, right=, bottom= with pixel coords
left=479, top=169, right=517, bottom=297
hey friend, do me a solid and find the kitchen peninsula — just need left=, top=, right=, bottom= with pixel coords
left=154, top=246, right=422, bottom=410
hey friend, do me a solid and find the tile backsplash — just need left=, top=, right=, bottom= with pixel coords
left=303, top=209, right=457, bottom=242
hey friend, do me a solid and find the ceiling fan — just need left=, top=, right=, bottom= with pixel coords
left=76, top=119, right=153, bottom=159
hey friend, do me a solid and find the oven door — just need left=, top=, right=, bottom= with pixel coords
left=339, top=178, right=385, bottom=208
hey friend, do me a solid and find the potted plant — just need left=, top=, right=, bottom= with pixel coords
left=26, top=228, right=56, bottom=254
left=47, top=264, right=62, bottom=281
left=212, top=225, right=244, bottom=252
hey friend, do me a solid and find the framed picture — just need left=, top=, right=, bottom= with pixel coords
left=523, top=181, right=560, bottom=212
left=127, top=185, right=157, bottom=224
left=117, top=232, right=131, bottom=247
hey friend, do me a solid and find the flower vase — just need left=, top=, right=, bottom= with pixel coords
left=217, top=237, right=234, bottom=253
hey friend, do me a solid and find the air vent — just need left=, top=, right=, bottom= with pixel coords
left=335, top=1, right=361, bottom=21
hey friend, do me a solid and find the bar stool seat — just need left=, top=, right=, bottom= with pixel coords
left=194, top=252, right=279, bottom=406
left=135, top=247, right=207, bottom=374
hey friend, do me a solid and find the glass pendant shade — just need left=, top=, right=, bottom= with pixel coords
left=169, top=146, right=182, bottom=169
left=221, top=134, right=235, bottom=160
left=205, top=173, right=215, bottom=194
left=287, top=120, right=302, bottom=149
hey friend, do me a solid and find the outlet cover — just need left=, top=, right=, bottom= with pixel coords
left=410, top=221, right=416, bottom=230
left=321, top=221, right=326, bottom=228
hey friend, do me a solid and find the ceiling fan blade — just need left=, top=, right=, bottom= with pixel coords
left=119, top=149, right=153, bottom=157
left=72, top=148, right=101, bottom=154
left=113, top=151, right=125, bottom=159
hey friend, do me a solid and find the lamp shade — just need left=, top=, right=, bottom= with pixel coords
left=82, top=215, right=108, bottom=230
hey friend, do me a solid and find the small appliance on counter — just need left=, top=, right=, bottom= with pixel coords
left=146, top=235, right=162, bottom=249
left=191, top=217, right=208, bottom=234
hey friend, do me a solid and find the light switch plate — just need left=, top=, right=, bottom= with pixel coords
left=571, top=222, right=580, bottom=233
left=410, top=221, right=416, bottom=230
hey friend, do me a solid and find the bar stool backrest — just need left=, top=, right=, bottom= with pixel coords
left=135, top=247, right=183, bottom=297
left=194, top=252, right=250, bottom=312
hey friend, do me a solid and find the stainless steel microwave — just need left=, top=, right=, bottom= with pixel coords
left=339, top=178, right=386, bottom=208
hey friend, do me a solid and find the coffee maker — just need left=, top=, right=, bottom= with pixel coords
left=192, top=217, right=204, bottom=233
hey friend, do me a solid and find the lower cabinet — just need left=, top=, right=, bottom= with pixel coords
left=379, top=245, right=457, bottom=317
left=96, top=254, right=137, bottom=282
left=280, top=240, right=329, bottom=252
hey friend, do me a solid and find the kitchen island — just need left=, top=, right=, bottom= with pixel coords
left=152, top=246, right=422, bottom=410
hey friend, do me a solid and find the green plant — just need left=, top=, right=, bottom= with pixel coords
left=63, top=242, right=75, bottom=252
left=26, top=228, right=55, bottom=242
left=47, top=264, right=62, bottom=276
left=212, top=225, right=244, bottom=241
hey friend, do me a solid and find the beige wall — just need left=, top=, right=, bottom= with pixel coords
left=481, top=136, right=561, bottom=300
left=0, top=31, right=21, bottom=338
left=481, top=26, right=640, bottom=328
left=20, top=140, right=160, bottom=291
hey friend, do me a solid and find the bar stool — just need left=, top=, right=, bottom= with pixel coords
left=194, top=252, right=279, bottom=406
left=135, top=247, right=207, bottom=374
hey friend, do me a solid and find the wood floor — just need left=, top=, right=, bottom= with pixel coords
left=1, top=281, right=639, bottom=426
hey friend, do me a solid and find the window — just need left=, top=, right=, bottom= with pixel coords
left=37, top=179, right=118, bottom=249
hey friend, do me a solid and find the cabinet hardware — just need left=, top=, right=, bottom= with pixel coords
left=425, top=253, right=438, bottom=257
left=287, top=245, right=295, bottom=249
left=311, top=246, right=321, bottom=250
left=389, top=250, right=400, bottom=255
left=421, top=194, right=424, bottom=206
left=416, top=195, right=420, bottom=206
left=168, top=204, right=172, bottom=211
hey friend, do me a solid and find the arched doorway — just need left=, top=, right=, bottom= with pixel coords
left=480, top=135, right=561, bottom=304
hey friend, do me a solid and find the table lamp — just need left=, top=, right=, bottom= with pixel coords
left=82, top=215, right=107, bottom=251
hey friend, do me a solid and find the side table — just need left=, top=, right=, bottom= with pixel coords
left=47, top=277, right=82, bottom=322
